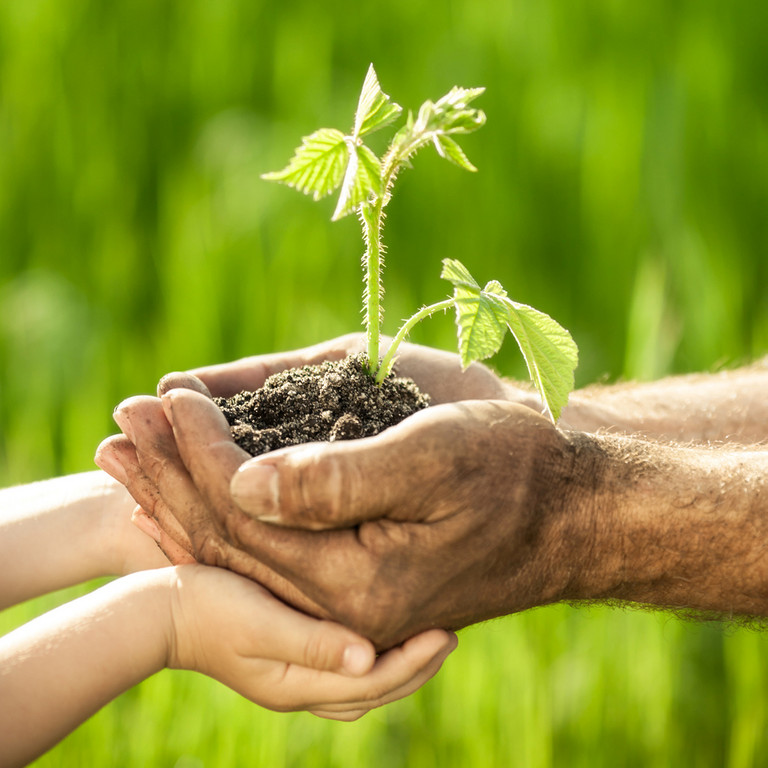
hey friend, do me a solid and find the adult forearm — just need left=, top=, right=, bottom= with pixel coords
left=565, top=434, right=768, bottom=617
left=554, top=360, right=768, bottom=443
left=0, top=570, right=171, bottom=768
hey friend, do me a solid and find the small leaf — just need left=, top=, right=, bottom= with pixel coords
left=432, top=86, right=487, bottom=135
left=262, top=128, right=347, bottom=200
left=332, top=143, right=382, bottom=220
left=432, top=134, right=478, bottom=172
left=353, top=64, right=403, bottom=138
left=499, top=298, right=579, bottom=422
left=443, top=108, right=487, bottom=135
left=483, top=279, right=507, bottom=297
left=435, top=86, right=486, bottom=111
left=442, top=258, right=578, bottom=423
left=441, top=257, right=480, bottom=292
left=441, top=258, right=509, bottom=366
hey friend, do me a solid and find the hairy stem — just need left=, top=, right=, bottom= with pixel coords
left=364, top=124, right=459, bottom=380
left=361, top=203, right=383, bottom=375
left=376, top=298, right=454, bottom=383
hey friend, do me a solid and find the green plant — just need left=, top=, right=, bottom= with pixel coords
left=263, top=65, right=578, bottom=421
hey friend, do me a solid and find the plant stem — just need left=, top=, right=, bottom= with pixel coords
left=375, top=298, right=454, bottom=383
left=364, top=123, right=458, bottom=380
left=361, top=203, right=383, bottom=375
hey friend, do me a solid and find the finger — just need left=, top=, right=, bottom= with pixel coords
left=94, top=435, right=130, bottom=485
left=97, top=432, right=195, bottom=564
left=108, top=410, right=197, bottom=555
left=109, top=437, right=196, bottom=564
left=132, top=506, right=196, bottom=565
left=187, top=335, right=363, bottom=397
left=227, top=406, right=451, bottom=529
left=282, top=629, right=457, bottom=718
left=161, top=388, right=375, bottom=617
left=230, top=582, right=377, bottom=677
left=122, top=394, right=334, bottom=618
left=320, top=630, right=457, bottom=715
left=157, top=372, right=212, bottom=398
left=97, top=433, right=163, bottom=520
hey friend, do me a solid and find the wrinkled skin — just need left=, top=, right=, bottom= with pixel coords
left=97, top=335, right=591, bottom=650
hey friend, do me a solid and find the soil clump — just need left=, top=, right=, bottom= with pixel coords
left=215, top=354, right=430, bottom=456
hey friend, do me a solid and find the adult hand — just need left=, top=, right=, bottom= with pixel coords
left=167, top=564, right=457, bottom=720
left=97, top=391, right=590, bottom=650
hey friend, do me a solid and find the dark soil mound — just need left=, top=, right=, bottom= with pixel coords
left=215, top=354, right=430, bottom=456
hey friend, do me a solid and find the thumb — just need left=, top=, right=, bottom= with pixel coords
left=282, top=620, right=376, bottom=677
left=157, top=371, right=213, bottom=398
left=229, top=433, right=413, bottom=529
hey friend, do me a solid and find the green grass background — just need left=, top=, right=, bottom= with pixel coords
left=1, top=0, right=767, bottom=765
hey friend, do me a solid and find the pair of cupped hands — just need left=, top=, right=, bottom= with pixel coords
left=96, top=333, right=579, bottom=718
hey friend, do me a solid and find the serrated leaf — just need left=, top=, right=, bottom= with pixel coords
left=332, top=143, right=382, bottom=220
left=441, top=258, right=578, bottom=422
left=483, top=279, right=507, bottom=297
left=432, top=134, right=478, bottom=171
left=499, top=298, right=579, bottom=422
left=441, top=257, right=480, bottom=292
left=435, top=86, right=486, bottom=110
left=407, top=89, right=486, bottom=166
left=441, top=258, right=509, bottom=365
left=445, top=108, right=487, bottom=134
left=353, top=64, right=403, bottom=138
left=261, top=128, right=347, bottom=201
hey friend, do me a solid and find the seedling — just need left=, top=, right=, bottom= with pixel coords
left=263, top=65, right=578, bottom=421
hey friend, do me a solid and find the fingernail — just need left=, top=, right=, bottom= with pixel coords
left=96, top=450, right=129, bottom=485
left=231, top=463, right=280, bottom=520
left=342, top=644, right=372, bottom=676
left=132, top=511, right=163, bottom=543
left=113, top=408, right=135, bottom=442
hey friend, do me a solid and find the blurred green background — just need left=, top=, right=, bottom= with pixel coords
left=1, top=0, right=767, bottom=765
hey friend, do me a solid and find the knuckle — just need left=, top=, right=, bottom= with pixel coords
left=285, top=447, right=346, bottom=525
left=301, top=625, right=340, bottom=672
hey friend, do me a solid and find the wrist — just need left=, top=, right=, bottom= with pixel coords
left=512, top=427, right=613, bottom=609
left=482, top=414, right=608, bottom=615
left=111, top=568, right=176, bottom=673
left=564, top=436, right=768, bottom=616
left=164, top=565, right=210, bottom=672
left=96, top=475, right=142, bottom=574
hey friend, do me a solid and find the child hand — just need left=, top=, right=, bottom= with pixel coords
left=167, top=564, right=457, bottom=720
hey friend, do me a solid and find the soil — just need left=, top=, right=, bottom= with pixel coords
left=215, top=353, right=430, bottom=456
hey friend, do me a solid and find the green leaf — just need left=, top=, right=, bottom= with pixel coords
left=441, top=258, right=578, bottom=422
left=332, top=143, right=382, bottom=220
left=441, top=258, right=509, bottom=365
left=427, top=86, right=487, bottom=135
left=498, top=296, right=578, bottom=422
left=441, top=257, right=479, bottom=294
left=353, top=64, right=403, bottom=138
left=261, top=128, right=347, bottom=200
left=432, top=134, right=478, bottom=172
left=435, top=86, right=486, bottom=111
